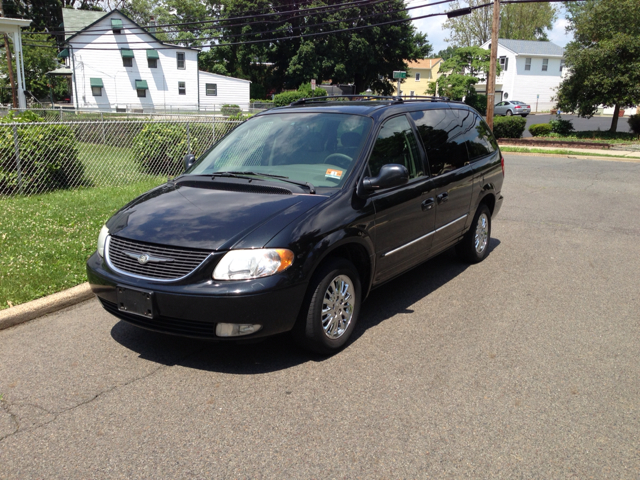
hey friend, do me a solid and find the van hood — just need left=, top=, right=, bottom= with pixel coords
left=105, top=180, right=327, bottom=251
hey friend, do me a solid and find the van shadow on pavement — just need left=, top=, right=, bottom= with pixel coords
left=110, top=239, right=500, bottom=374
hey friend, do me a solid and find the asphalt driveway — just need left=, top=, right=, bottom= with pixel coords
left=1, top=154, right=639, bottom=478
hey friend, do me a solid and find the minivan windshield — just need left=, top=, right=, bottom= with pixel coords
left=189, top=113, right=372, bottom=189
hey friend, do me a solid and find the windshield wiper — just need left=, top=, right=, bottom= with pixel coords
left=215, top=171, right=316, bottom=194
left=210, top=172, right=257, bottom=181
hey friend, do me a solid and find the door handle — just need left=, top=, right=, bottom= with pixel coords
left=437, top=192, right=449, bottom=204
left=421, top=198, right=435, bottom=211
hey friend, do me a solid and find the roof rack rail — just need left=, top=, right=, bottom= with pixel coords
left=289, top=94, right=457, bottom=106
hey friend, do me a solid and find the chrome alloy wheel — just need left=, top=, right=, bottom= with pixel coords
left=474, top=213, right=489, bottom=254
left=321, top=274, right=355, bottom=339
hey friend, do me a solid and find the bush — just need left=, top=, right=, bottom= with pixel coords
left=220, top=104, right=242, bottom=116
left=464, top=93, right=487, bottom=116
left=628, top=114, right=640, bottom=136
left=492, top=116, right=527, bottom=139
left=273, top=91, right=306, bottom=107
left=0, top=123, right=84, bottom=195
left=549, top=118, right=575, bottom=136
left=529, top=123, right=553, bottom=137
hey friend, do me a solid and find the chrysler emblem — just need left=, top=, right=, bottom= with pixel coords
left=124, top=251, right=175, bottom=264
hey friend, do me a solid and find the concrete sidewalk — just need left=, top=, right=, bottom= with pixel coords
left=499, top=144, right=640, bottom=159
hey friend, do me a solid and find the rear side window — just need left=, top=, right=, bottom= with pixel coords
left=410, top=109, right=468, bottom=176
left=467, top=115, right=498, bottom=159
left=368, top=115, right=423, bottom=180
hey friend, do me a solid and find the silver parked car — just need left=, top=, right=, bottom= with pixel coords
left=494, top=101, right=531, bottom=117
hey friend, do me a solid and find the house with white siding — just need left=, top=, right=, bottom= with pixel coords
left=475, top=39, right=565, bottom=112
left=199, top=70, right=251, bottom=112
left=59, top=9, right=249, bottom=112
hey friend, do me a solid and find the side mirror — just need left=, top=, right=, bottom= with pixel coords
left=183, top=153, right=196, bottom=171
left=358, top=164, right=409, bottom=196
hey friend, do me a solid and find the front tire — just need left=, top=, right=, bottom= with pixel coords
left=456, top=204, right=492, bottom=264
left=293, top=258, right=361, bottom=354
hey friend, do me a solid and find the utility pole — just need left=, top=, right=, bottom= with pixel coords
left=486, top=0, right=500, bottom=130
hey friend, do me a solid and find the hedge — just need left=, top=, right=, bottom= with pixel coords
left=0, top=113, right=85, bottom=195
left=549, top=118, right=574, bottom=136
left=221, top=104, right=242, bottom=116
left=273, top=87, right=327, bottom=107
left=492, top=116, right=527, bottom=139
left=464, top=94, right=487, bottom=116
left=529, top=123, right=552, bottom=137
left=629, top=114, right=640, bottom=137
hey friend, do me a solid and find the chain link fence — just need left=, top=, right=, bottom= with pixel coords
left=1, top=117, right=244, bottom=197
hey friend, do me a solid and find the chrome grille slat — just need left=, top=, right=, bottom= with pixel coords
left=107, top=236, right=211, bottom=280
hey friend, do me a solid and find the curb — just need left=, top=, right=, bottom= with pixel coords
left=502, top=151, right=640, bottom=163
left=0, top=283, right=94, bottom=332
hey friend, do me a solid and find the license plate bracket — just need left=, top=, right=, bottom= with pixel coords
left=117, top=286, right=154, bottom=318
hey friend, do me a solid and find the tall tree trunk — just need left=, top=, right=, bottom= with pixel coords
left=610, top=104, right=620, bottom=133
left=3, top=34, right=17, bottom=109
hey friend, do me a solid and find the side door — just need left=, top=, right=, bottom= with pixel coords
left=494, top=101, right=505, bottom=116
left=410, top=108, right=475, bottom=254
left=369, top=114, right=437, bottom=284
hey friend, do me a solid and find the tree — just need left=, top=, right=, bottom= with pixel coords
left=436, top=46, right=459, bottom=61
left=426, top=46, right=498, bottom=100
left=556, top=0, right=640, bottom=132
left=443, top=0, right=557, bottom=47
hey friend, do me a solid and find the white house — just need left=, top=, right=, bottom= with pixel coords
left=199, top=70, right=251, bottom=112
left=476, top=39, right=565, bottom=112
left=59, top=9, right=249, bottom=112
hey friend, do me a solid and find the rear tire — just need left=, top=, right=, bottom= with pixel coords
left=456, top=204, right=492, bottom=264
left=292, top=258, right=361, bottom=355
left=522, top=114, right=529, bottom=118
left=506, top=110, right=513, bottom=116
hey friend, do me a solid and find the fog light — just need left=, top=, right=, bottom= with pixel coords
left=216, top=323, right=262, bottom=337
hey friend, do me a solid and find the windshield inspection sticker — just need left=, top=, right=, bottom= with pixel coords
left=325, top=169, right=343, bottom=180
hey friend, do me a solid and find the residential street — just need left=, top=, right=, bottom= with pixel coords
left=1, top=154, right=639, bottom=478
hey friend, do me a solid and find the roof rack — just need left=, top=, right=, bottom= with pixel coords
left=289, top=94, right=458, bottom=106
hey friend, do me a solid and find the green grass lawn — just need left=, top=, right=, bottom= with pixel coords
left=77, top=142, right=150, bottom=186
left=0, top=180, right=163, bottom=310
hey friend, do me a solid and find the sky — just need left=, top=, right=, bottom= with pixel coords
left=409, top=2, right=573, bottom=56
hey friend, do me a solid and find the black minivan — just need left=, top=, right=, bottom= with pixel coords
left=87, top=97, right=504, bottom=353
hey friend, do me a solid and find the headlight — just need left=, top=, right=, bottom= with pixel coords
left=97, top=224, right=109, bottom=257
left=213, top=249, right=294, bottom=280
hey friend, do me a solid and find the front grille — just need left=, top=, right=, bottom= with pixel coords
left=101, top=299, right=216, bottom=338
left=107, top=236, right=211, bottom=280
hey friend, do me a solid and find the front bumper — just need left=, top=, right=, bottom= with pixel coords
left=86, top=252, right=308, bottom=340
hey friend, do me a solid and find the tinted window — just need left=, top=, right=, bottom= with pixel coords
left=368, top=115, right=423, bottom=179
left=410, top=109, right=468, bottom=176
left=465, top=114, right=497, bottom=160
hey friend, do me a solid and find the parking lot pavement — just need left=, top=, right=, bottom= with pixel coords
left=522, top=114, right=633, bottom=137
left=1, top=155, right=639, bottom=478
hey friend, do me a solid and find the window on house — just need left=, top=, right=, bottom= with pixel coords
left=178, top=81, right=186, bottom=95
left=560, top=59, right=565, bottom=72
left=147, top=49, right=159, bottom=68
left=499, top=56, right=508, bottom=71
left=177, top=52, right=185, bottom=69
left=415, top=72, right=420, bottom=81
left=121, top=49, right=134, bottom=67
left=542, top=58, right=548, bottom=71
left=137, top=89, right=146, bottom=98
left=135, top=79, right=148, bottom=98
left=90, top=78, right=103, bottom=96
left=206, top=83, right=217, bottom=96
left=410, top=91, right=415, bottom=97
left=111, top=18, right=123, bottom=34
left=525, top=58, right=531, bottom=71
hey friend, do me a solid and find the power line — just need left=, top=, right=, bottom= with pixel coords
left=55, top=0, right=456, bottom=45
left=27, top=0, right=402, bottom=36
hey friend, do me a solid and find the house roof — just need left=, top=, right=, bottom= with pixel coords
left=199, top=70, right=252, bottom=84
left=407, top=58, right=442, bottom=69
left=497, top=39, right=564, bottom=57
left=62, top=9, right=107, bottom=40
left=64, top=9, right=198, bottom=50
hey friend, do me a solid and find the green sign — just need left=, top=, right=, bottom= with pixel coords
left=393, top=71, right=407, bottom=79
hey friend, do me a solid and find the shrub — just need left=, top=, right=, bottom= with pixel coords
left=464, top=93, right=487, bottom=116
left=529, top=123, right=553, bottom=137
left=273, top=91, right=306, bottom=107
left=492, top=116, right=527, bottom=139
left=628, top=114, right=640, bottom=137
left=549, top=118, right=575, bottom=136
left=0, top=122, right=84, bottom=195
left=220, top=104, right=242, bottom=116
